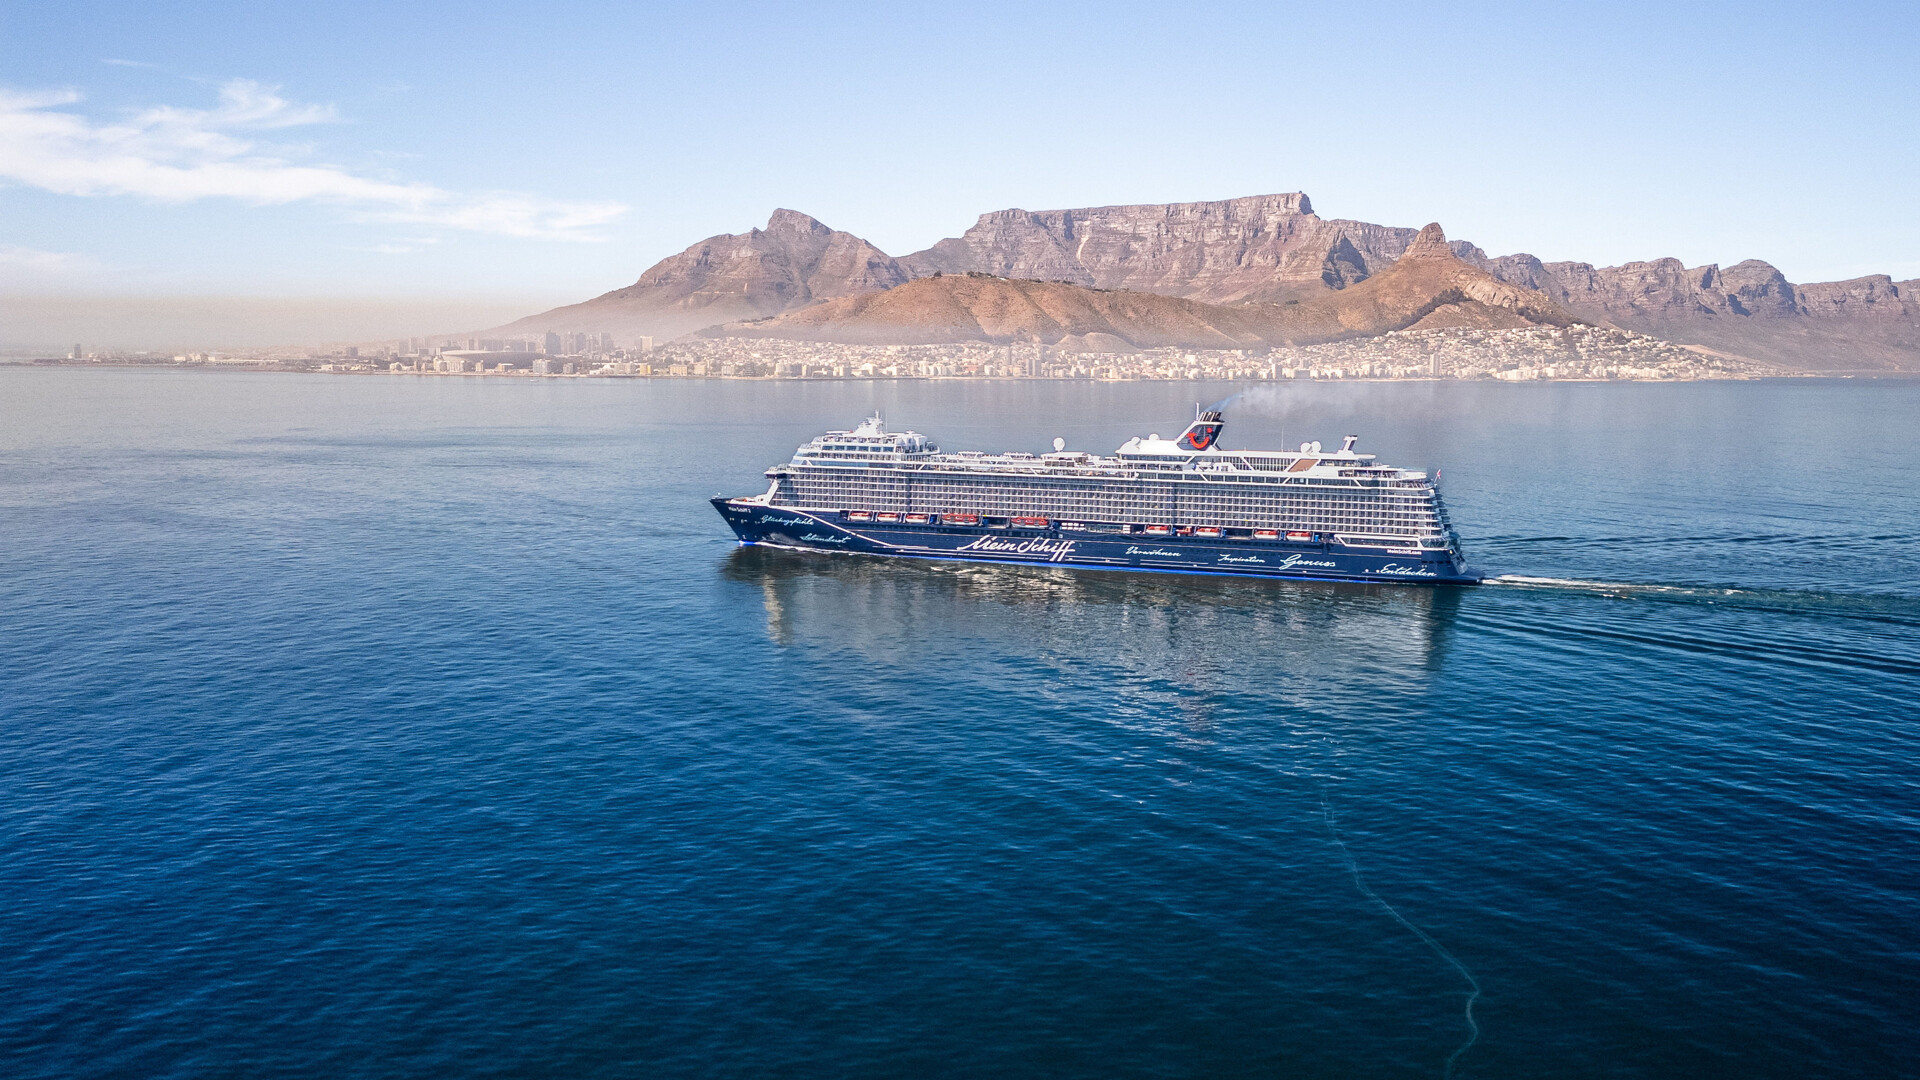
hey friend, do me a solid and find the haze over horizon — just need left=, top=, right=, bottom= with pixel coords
left=3, top=0, right=1915, bottom=349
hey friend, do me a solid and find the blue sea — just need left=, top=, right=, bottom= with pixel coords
left=3, top=368, right=1917, bottom=1078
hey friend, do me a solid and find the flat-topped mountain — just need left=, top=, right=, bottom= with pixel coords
left=493, top=210, right=906, bottom=342
left=900, top=192, right=1478, bottom=304
left=486, top=193, right=1919, bottom=369
left=712, top=224, right=1573, bottom=350
left=898, top=194, right=1916, bottom=367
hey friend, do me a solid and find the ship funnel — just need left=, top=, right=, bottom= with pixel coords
left=1341, top=435, right=1358, bottom=453
left=1177, top=410, right=1225, bottom=452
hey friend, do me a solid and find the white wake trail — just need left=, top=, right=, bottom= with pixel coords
left=1486, top=573, right=1720, bottom=595
left=1323, top=794, right=1482, bottom=1078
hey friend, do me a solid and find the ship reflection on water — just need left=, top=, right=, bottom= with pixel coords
left=721, top=546, right=1461, bottom=718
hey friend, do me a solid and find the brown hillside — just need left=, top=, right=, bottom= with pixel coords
left=1276, top=223, right=1576, bottom=337
left=488, top=209, right=906, bottom=342
left=712, top=224, right=1574, bottom=349
left=708, top=275, right=1272, bottom=350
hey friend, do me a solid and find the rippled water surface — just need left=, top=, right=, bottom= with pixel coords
left=3, top=369, right=1917, bottom=1078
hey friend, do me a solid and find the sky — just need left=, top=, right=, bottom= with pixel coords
left=2, top=0, right=1916, bottom=347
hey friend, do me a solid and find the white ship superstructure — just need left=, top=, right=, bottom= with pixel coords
left=715, top=410, right=1477, bottom=584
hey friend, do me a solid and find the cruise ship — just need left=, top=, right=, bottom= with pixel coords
left=712, top=410, right=1479, bottom=584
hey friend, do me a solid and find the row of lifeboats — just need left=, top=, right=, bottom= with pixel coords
left=840, top=509, right=1319, bottom=542
left=844, top=511, right=940, bottom=524
left=844, top=510, right=977, bottom=525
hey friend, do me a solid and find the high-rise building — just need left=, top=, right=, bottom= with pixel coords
left=637, top=336, right=654, bottom=352
left=544, top=331, right=562, bottom=355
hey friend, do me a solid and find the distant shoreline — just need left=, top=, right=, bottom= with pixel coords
left=8, top=359, right=1902, bottom=383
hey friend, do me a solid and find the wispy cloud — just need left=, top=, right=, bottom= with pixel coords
left=0, top=80, right=627, bottom=241
left=0, top=244, right=114, bottom=289
left=351, top=236, right=442, bottom=255
left=0, top=244, right=100, bottom=272
left=101, top=58, right=160, bottom=69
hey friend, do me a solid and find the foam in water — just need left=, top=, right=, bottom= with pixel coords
left=1323, top=793, right=1482, bottom=1079
left=1488, top=574, right=1724, bottom=595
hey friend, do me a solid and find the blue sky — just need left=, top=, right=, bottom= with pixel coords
left=3, top=0, right=1916, bottom=313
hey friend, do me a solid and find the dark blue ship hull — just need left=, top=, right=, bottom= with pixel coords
left=712, top=498, right=1480, bottom=585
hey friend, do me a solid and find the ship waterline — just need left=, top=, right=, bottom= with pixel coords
left=713, top=411, right=1479, bottom=584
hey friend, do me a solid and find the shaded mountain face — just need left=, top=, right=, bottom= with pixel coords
left=491, top=210, right=907, bottom=342
left=708, top=275, right=1273, bottom=350
left=711, top=225, right=1573, bottom=350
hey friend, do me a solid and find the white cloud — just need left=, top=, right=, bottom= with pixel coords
left=0, top=244, right=113, bottom=289
left=0, top=80, right=627, bottom=241
left=135, top=78, right=341, bottom=130
left=352, top=236, right=442, bottom=255
left=0, top=244, right=94, bottom=270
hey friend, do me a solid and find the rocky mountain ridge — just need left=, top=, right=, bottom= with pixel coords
left=895, top=193, right=1917, bottom=368
left=711, top=224, right=1574, bottom=350
left=492, top=209, right=907, bottom=342
left=493, top=194, right=1919, bottom=369
left=1462, top=253, right=1919, bottom=369
left=899, top=192, right=1484, bottom=305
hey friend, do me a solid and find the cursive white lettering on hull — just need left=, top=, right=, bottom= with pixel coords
left=1272, top=553, right=1338, bottom=570
left=956, top=535, right=1078, bottom=562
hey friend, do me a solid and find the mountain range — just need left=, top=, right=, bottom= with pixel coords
left=713, top=224, right=1571, bottom=351
left=491, top=193, right=1920, bottom=370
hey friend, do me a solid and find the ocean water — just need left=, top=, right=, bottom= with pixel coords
left=2, top=368, right=1916, bottom=1079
